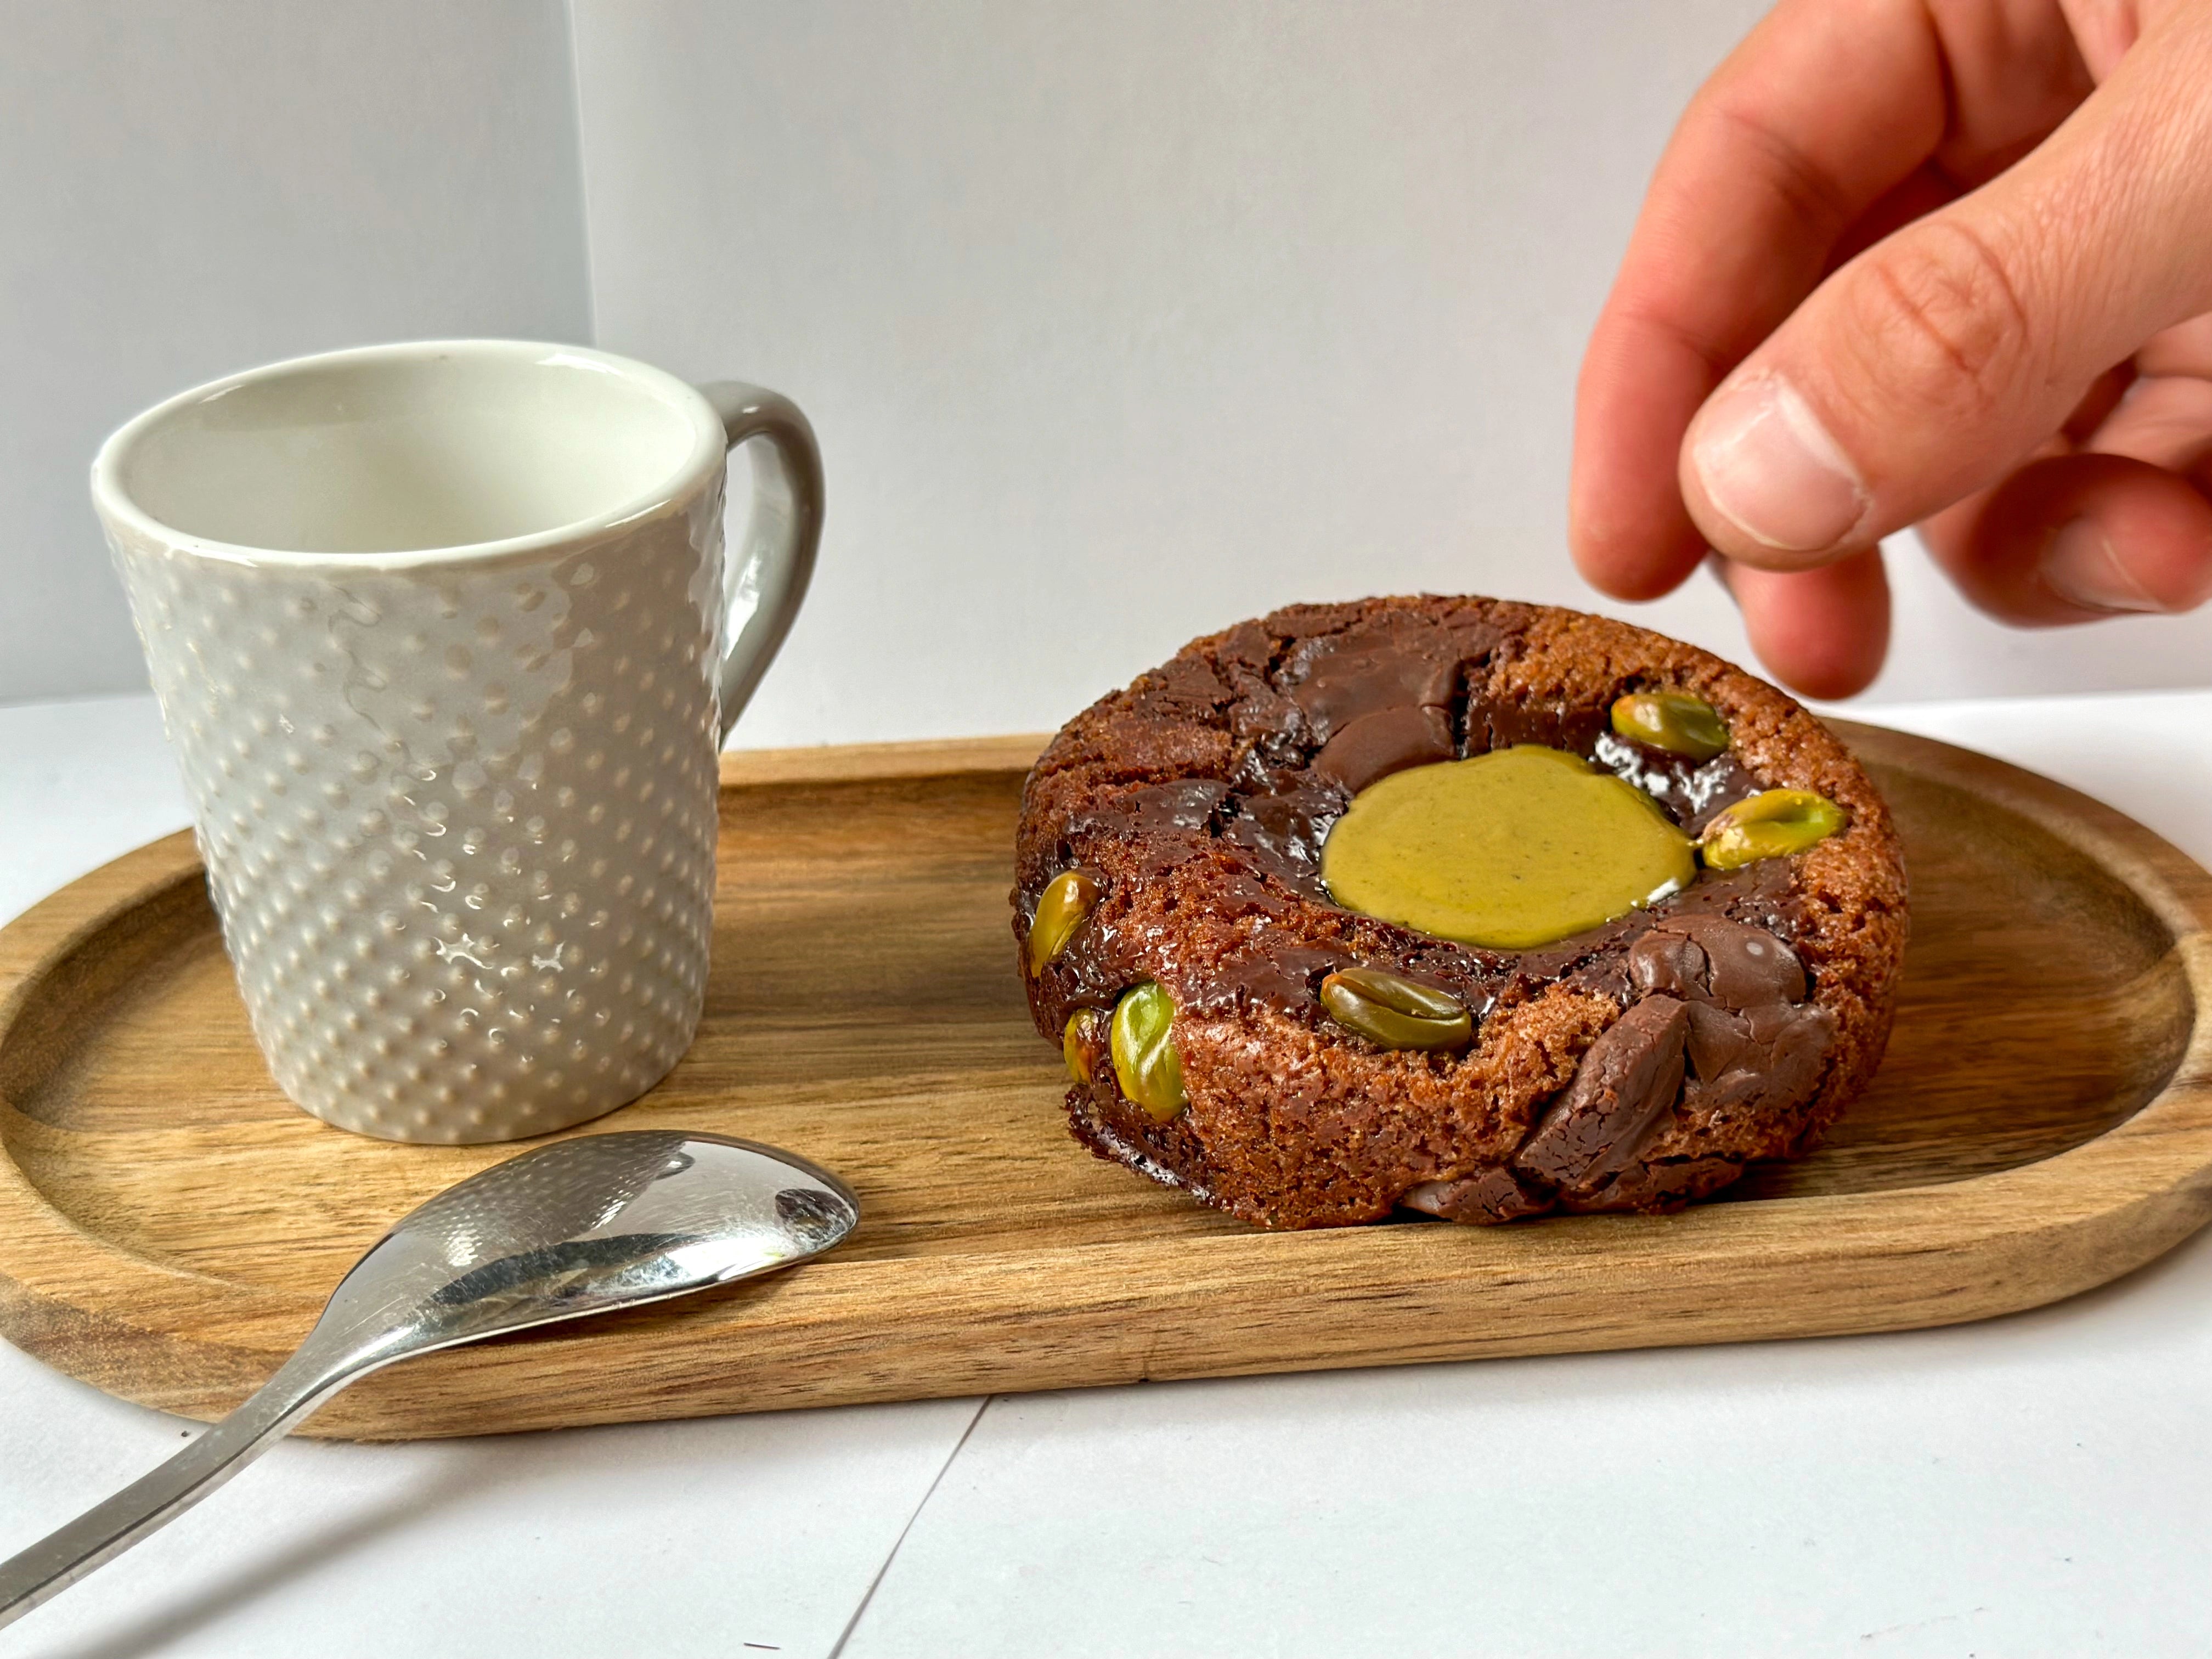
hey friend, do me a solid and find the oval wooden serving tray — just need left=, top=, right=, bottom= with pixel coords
left=2, top=725, right=2209, bottom=1440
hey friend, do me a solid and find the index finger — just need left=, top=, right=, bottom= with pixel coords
left=1571, top=0, right=1950, bottom=601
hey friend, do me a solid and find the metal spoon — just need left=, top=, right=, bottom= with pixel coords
left=0, top=1130, right=858, bottom=1629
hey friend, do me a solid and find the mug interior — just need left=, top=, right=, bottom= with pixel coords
left=107, top=346, right=715, bottom=556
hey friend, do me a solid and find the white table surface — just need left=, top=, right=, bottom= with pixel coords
left=3, top=688, right=2211, bottom=1658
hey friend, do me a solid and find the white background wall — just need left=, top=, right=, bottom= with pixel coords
left=0, top=0, right=590, bottom=704
left=7, top=1, right=2210, bottom=730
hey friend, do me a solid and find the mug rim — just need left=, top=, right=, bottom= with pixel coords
left=90, top=338, right=730, bottom=571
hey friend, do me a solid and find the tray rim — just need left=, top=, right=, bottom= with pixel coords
left=2, top=722, right=2209, bottom=1438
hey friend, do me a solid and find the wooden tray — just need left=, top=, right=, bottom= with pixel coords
left=2, top=725, right=2208, bottom=1440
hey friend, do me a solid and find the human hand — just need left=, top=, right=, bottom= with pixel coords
left=1571, top=0, right=2212, bottom=697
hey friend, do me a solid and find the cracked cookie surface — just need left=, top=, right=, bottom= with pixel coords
left=1014, top=595, right=1908, bottom=1229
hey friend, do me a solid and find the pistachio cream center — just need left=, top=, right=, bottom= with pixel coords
left=1320, top=745, right=1695, bottom=949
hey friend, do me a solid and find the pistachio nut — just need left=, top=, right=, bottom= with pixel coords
left=1063, top=1007, right=1105, bottom=1085
left=1026, top=869, right=1101, bottom=974
left=1110, top=981, right=1187, bottom=1121
left=1610, top=691, right=1731, bottom=761
left=1699, top=788, right=1848, bottom=870
left=1320, top=966, right=1475, bottom=1052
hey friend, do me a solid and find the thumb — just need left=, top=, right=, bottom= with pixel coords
left=1679, top=14, right=2212, bottom=568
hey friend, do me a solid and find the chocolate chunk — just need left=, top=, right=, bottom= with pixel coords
left=1592, top=730, right=1759, bottom=832
left=1514, top=995, right=1690, bottom=1193
left=1683, top=1000, right=1755, bottom=1081
left=1627, top=915, right=1834, bottom=1124
left=1260, top=600, right=1370, bottom=640
left=1220, top=625, right=1308, bottom=760
left=1184, top=944, right=1341, bottom=1014
left=1214, top=620, right=1276, bottom=676
left=1630, top=913, right=1808, bottom=1008
left=1217, top=780, right=1346, bottom=895
left=1684, top=1002, right=1836, bottom=1120
left=1231, top=687, right=1309, bottom=759
left=1310, top=704, right=1456, bottom=793
left=1069, top=779, right=1229, bottom=839
left=1282, top=613, right=1495, bottom=742
left=1559, top=1155, right=1742, bottom=1215
left=1401, top=1167, right=1551, bottom=1223
left=1126, top=655, right=1233, bottom=723
left=1466, top=697, right=1605, bottom=757
left=1659, top=856, right=1798, bottom=945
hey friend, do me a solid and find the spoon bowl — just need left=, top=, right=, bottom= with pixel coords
left=0, top=1131, right=857, bottom=1629
left=315, top=1132, right=857, bottom=1362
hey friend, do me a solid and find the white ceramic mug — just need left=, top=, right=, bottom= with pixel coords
left=92, top=341, right=823, bottom=1143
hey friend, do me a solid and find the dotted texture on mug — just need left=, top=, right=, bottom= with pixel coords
left=108, top=490, right=728, bottom=1143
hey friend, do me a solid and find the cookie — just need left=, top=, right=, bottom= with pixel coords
left=1013, top=595, right=1907, bottom=1229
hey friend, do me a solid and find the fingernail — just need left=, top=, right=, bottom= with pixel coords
left=2040, top=520, right=2166, bottom=613
left=1691, top=373, right=1869, bottom=553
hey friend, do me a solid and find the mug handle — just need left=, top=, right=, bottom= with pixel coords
left=697, top=382, right=825, bottom=743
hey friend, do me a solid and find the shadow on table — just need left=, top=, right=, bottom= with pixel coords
left=16, top=1442, right=513, bottom=1659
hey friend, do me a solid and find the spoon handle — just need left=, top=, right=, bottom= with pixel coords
left=0, top=1347, right=347, bottom=1629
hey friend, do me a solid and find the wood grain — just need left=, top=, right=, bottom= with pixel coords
left=1, top=723, right=2207, bottom=1440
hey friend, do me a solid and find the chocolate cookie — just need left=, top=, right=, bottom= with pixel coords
left=1013, top=595, right=1907, bottom=1229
